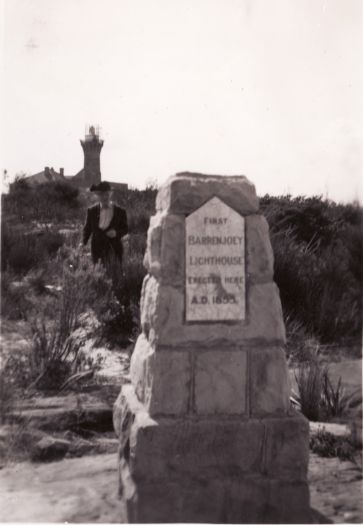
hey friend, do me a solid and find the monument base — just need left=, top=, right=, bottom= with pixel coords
left=113, top=385, right=312, bottom=524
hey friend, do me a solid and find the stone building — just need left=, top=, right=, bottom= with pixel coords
left=21, top=166, right=66, bottom=187
left=71, top=125, right=103, bottom=187
left=16, top=125, right=128, bottom=192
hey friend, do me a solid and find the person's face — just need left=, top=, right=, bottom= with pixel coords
left=95, top=191, right=112, bottom=206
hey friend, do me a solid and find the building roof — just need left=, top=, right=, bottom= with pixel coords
left=24, top=168, right=66, bottom=186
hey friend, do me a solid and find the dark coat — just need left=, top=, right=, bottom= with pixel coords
left=83, top=204, right=128, bottom=264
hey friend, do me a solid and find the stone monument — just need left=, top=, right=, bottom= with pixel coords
left=113, top=173, right=311, bottom=523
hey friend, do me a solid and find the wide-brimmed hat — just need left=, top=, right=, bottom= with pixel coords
left=90, top=181, right=112, bottom=192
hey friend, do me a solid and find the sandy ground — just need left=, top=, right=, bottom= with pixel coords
left=309, top=454, right=362, bottom=524
left=1, top=321, right=361, bottom=523
left=0, top=454, right=121, bottom=523
left=0, top=451, right=362, bottom=523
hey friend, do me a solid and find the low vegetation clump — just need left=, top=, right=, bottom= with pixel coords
left=123, top=186, right=157, bottom=233
left=294, top=355, right=361, bottom=422
left=3, top=177, right=81, bottom=223
left=261, top=195, right=362, bottom=345
left=2, top=226, right=64, bottom=275
left=0, top=243, right=138, bottom=406
left=310, top=428, right=362, bottom=464
left=294, top=359, right=323, bottom=421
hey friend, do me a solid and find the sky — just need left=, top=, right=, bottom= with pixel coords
left=1, top=0, right=363, bottom=202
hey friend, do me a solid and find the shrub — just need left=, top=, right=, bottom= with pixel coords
left=2, top=186, right=361, bottom=347
left=294, top=357, right=359, bottom=421
left=3, top=179, right=81, bottom=222
left=39, top=230, right=64, bottom=256
left=2, top=227, right=65, bottom=275
left=21, top=246, right=115, bottom=391
left=123, top=187, right=156, bottom=233
left=0, top=272, right=32, bottom=320
left=28, top=319, right=85, bottom=391
left=263, top=195, right=363, bottom=344
left=100, top=238, right=145, bottom=342
left=294, top=359, right=323, bottom=421
left=4, top=233, right=45, bottom=274
left=320, top=369, right=360, bottom=419
left=310, top=429, right=361, bottom=462
left=26, top=269, right=47, bottom=295
left=54, top=245, right=115, bottom=325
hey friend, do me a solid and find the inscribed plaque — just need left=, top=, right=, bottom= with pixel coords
left=186, top=197, right=245, bottom=321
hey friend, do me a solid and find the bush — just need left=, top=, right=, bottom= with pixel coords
left=3, top=232, right=45, bottom=274
left=294, top=355, right=359, bottom=421
left=3, top=179, right=81, bottom=222
left=321, top=369, right=360, bottom=419
left=310, top=429, right=361, bottom=462
left=295, top=359, right=323, bottom=421
left=2, top=227, right=65, bottom=275
left=262, top=195, right=363, bottom=344
left=123, top=187, right=157, bottom=233
left=100, top=235, right=146, bottom=342
left=17, top=246, right=115, bottom=391
left=2, top=186, right=361, bottom=347
left=0, top=272, right=32, bottom=320
left=28, top=319, right=84, bottom=391
left=54, top=245, right=115, bottom=323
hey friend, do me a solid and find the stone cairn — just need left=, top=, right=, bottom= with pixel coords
left=113, top=173, right=311, bottom=523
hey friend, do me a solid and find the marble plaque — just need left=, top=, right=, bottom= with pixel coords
left=186, top=197, right=245, bottom=321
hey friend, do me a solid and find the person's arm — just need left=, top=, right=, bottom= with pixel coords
left=113, top=208, right=128, bottom=240
left=83, top=208, right=92, bottom=245
left=119, top=209, right=128, bottom=238
left=106, top=207, right=128, bottom=239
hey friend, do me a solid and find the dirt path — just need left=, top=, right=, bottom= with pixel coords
left=0, top=454, right=120, bottom=523
left=0, top=452, right=362, bottom=523
left=309, top=453, right=362, bottom=524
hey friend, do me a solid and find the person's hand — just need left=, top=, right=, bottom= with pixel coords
left=106, top=229, right=116, bottom=238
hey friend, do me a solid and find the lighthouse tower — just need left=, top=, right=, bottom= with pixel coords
left=80, top=125, right=104, bottom=186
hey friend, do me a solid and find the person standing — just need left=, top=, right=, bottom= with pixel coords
left=82, top=181, right=128, bottom=267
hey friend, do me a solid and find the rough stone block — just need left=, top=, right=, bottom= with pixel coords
left=130, top=416, right=265, bottom=481
left=129, top=334, right=154, bottom=403
left=143, top=214, right=162, bottom=274
left=250, top=347, right=290, bottom=415
left=130, top=334, right=191, bottom=416
left=263, top=413, right=309, bottom=482
left=113, top=384, right=149, bottom=456
left=246, top=214, right=274, bottom=283
left=131, top=481, right=180, bottom=523
left=179, top=480, right=227, bottom=523
left=156, top=172, right=259, bottom=215
left=226, top=477, right=311, bottom=524
left=195, top=350, right=247, bottom=414
left=130, top=479, right=226, bottom=523
left=143, top=212, right=185, bottom=286
left=30, top=436, right=70, bottom=462
left=141, top=277, right=286, bottom=346
left=247, top=282, right=286, bottom=343
left=267, top=480, right=311, bottom=524
left=139, top=275, right=160, bottom=342
left=225, top=477, right=271, bottom=524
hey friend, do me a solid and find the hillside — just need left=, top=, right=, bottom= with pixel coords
left=2, top=178, right=362, bottom=346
